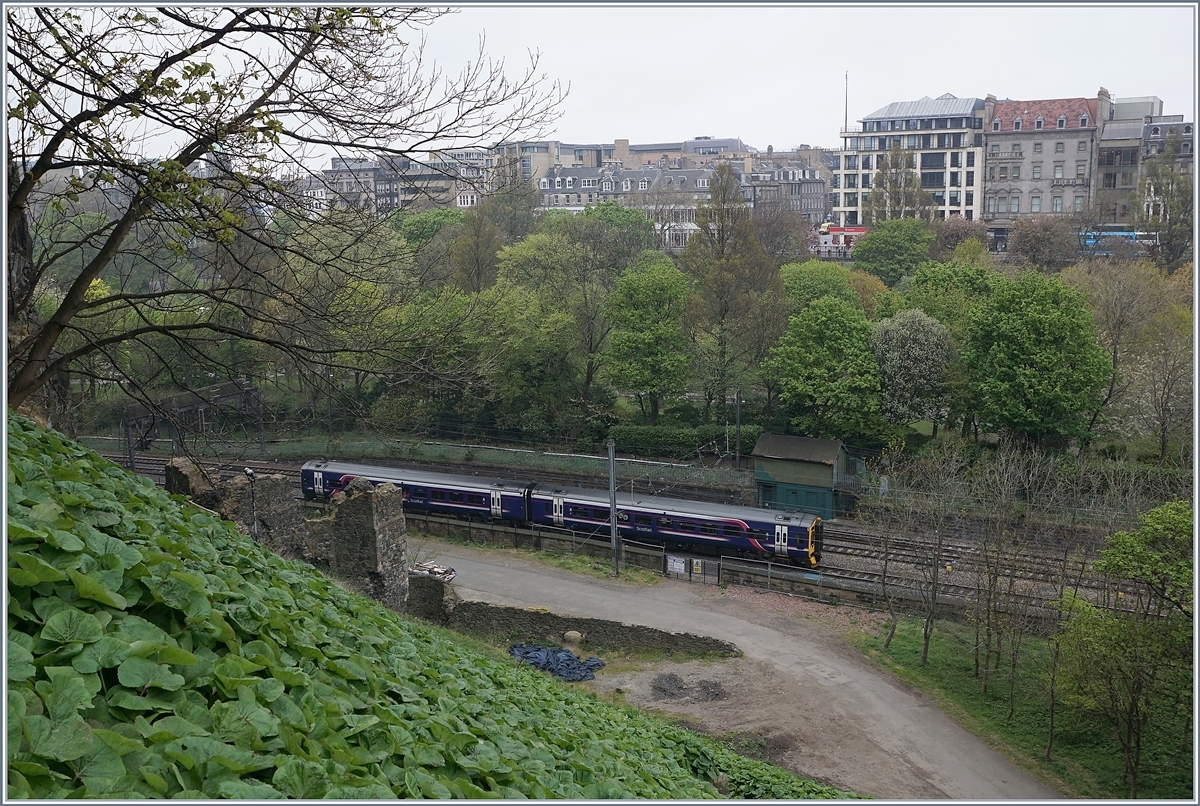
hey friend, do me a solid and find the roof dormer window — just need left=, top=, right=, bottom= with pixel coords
left=566, top=176, right=575, bottom=188
left=1013, top=117, right=1022, bottom=131
left=1035, top=116, right=1044, bottom=130
left=992, top=118, right=1001, bottom=131
left=1080, top=115, right=1089, bottom=128
left=602, top=180, right=612, bottom=192
left=539, top=178, right=549, bottom=189
left=1152, top=126, right=1161, bottom=137
left=1057, top=115, right=1066, bottom=129
left=621, top=179, right=631, bottom=192
left=555, top=177, right=562, bottom=188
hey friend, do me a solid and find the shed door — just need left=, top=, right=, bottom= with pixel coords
left=552, top=496, right=564, bottom=526
left=490, top=490, right=502, bottom=518
left=774, top=524, right=788, bottom=555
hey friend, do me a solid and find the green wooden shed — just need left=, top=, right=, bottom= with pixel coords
left=750, top=433, right=859, bottom=518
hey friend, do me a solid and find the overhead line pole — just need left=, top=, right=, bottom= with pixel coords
left=608, top=438, right=619, bottom=577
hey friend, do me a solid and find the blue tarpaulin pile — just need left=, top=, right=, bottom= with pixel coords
left=508, top=644, right=606, bottom=682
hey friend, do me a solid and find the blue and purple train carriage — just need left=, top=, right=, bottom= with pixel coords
left=301, top=459, right=823, bottom=568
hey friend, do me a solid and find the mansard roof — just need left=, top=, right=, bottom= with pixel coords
left=864, top=94, right=984, bottom=120
left=991, top=97, right=1098, bottom=130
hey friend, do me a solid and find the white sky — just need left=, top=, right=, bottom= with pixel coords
left=421, top=3, right=1198, bottom=151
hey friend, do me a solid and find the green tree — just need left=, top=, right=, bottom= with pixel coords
left=964, top=272, right=1110, bottom=445
left=603, top=252, right=691, bottom=425
left=929, top=215, right=989, bottom=261
left=6, top=7, right=561, bottom=411
left=870, top=310, right=954, bottom=429
left=779, top=260, right=857, bottom=313
left=765, top=296, right=882, bottom=440
left=448, top=207, right=503, bottom=292
left=679, top=162, right=781, bottom=419
left=862, top=143, right=935, bottom=224
left=851, top=218, right=935, bottom=286
left=1133, top=305, right=1193, bottom=465
left=1131, top=129, right=1194, bottom=270
left=1056, top=502, right=1193, bottom=798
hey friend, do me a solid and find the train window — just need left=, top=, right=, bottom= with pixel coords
left=569, top=507, right=590, bottom=518
left=592, top=508, right=609, bottom=520
left=430, top=490, right=446, bottom=501
left=634, top=514, right=652, bottom=526
left=747, top=528, right=767, bottom=540
left=657, top=517, right=673, bottom=528
left=679, top=521, right=696, bottom=532
left=411, top=488, right=428, bottom=498
left=466, top=494, right=485, bottom=506
left=448, top=492, right=464, bottom=503
left=699, top=523, right=718, bottom=536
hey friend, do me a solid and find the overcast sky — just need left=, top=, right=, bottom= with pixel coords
left=420, top=3, right=1197, bottom=151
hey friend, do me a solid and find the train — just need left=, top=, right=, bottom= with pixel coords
left=301, top=459, right=823, bottom=567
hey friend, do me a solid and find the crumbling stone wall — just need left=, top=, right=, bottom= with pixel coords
left=165, top=460, right=407, bottom=612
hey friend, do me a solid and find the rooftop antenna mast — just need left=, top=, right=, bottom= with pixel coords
left=844, top=71, right=848, bottom=133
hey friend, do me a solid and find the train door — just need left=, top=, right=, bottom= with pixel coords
left=774, top=524, right=788, bottom=555
left=490, top=490, right=502, bottom=519
left=313, top=471, right=324, bottom=497
left=552, top=496, right=564, bottom=526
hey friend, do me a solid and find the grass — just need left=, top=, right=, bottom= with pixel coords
left=850, top=615, right=1193, bottom=799
left=409, top=530, right=664, bottom=587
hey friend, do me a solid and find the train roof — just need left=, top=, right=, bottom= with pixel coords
left=304, top=460, right=820, bottom=526
left=531, top=482, right=820, bottom=526
left=302, top=459, right=535, bottom=493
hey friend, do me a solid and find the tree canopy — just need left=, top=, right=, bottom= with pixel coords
left=6, top=7, right=561, bottom=411
left=851, top=218, right=935, bottom=286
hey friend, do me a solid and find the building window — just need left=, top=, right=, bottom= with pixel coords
left=988, top=166, right=996, bottom=181
left=966, top=170, right=974, bottom=186
left=830, top=174, right=840, bottom=188
left=993, top=118, right=1001, bottom=131
left=999, top=166, right=1007, bottom=180
left=1078, top=140, right=1088, bottom=152
left=1013, top=117, right=1022, bottom=131
left=862, top=155, right=872, bottom=170
left=845, top=173, right=857, bottom=188
left=555, top=177, right=562, bottom=188
left=949, top=190, right=961, bottom=206
left=966, top=209, right=973, bottom=220
left=967, top=152, right=975, bottom=167
left=639, top=178, right=648, bottom=190
left=1035, top=116, right=1044, bottom=130
left=1056, top=142, right=1065, bottom=153
left=1052, top=195, right=1063, bottom=212
left=622, top=179, right=631, bottom=191
left=998, top=197, right=1008, bottom=214
left=845, top=154, right=858, bottom=170
left=539, top=179, right=549, bottom=189
left=829, top=193, right=840, bottom=207
left=1012, top=143, right=1022, bottom=155
left=602, top=181, right=612, bottom=191
left=950, top=152, right=961, bottom=167
left=1054, top=164, right=1064, bottom=179
left=1057, top=115, right=1066, bottom=129
left=991, top=144, right=1000, bottom=155
left=862, top=174, right=871, bottom=188
left=1074, top=195, right=1084, bottom=211
left=1076, top=162, right=1086, bottom=178
left=1012, top=166, right=1020, bottom=180
left=845, top=192, right=858, bottom=206
left=1010, top=196, right=1019, bottom=214
left=1080, top=115, right=1089, bottom=128
left=1031, top=196, right=1041, bottom=213
left=1034, top=142, right=1043, bottom=154
left=566, top=177, right=575, bottom=188
left=987, top=196, right=996, bottom=213
left=950, top=171, right=960, bottom=186
left=965, top=191, right=974, bottom=206
left=696, top=178, right=709, bottom=189
left=1033, top=164, right=1042, bottom=179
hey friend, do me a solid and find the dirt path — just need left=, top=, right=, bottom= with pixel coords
left=426, top=540, right=1062, bottom=800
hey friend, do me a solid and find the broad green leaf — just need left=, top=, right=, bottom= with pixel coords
left=135, top=714, right=210, bottom=742
left=67, top=569, right=127, bottom=609
left=93, top=727, right=143, bottom=756
left=35, top=669, right=92, bottom=721
left=7, top=640, right=35, bottom=681
left=25, top=713, right=93, bottom=762
left=107, top=689, right=177, bottom=712
left=40, top=608, right=103, bottom=644
left=216, top=778, right=286, bottom=799
left=71, top=636, right=132, bottom=674
left=67, top=736, right=127, bottom=789
left=117, top=656, right=185, bottom=691
left=46, top=529, right=86, bottom=552
left=211, top=698, right=279, bottom=743
left=272, top=758, right=330, bottom=799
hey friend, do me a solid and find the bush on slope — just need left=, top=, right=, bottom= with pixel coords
left=6, top=413, right=858, bottom=799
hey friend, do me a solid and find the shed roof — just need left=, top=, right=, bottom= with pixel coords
left=751, top=433, right=843, bottom=465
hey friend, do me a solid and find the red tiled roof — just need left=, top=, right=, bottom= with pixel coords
left=991, top=98, right=1098, bottom=132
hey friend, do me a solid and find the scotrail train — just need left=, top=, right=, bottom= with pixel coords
left=301, top=460, right=823, bottom=568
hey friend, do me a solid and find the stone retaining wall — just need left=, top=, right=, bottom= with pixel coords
left=408, top=576, right=740, bottom=656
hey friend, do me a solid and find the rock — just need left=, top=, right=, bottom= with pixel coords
left=564, top=630, right=584, bottom=645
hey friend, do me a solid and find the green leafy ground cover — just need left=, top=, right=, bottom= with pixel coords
left=855, top=616, right=1192, bottom=799
left=7, top=413, right=858, bottom=799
